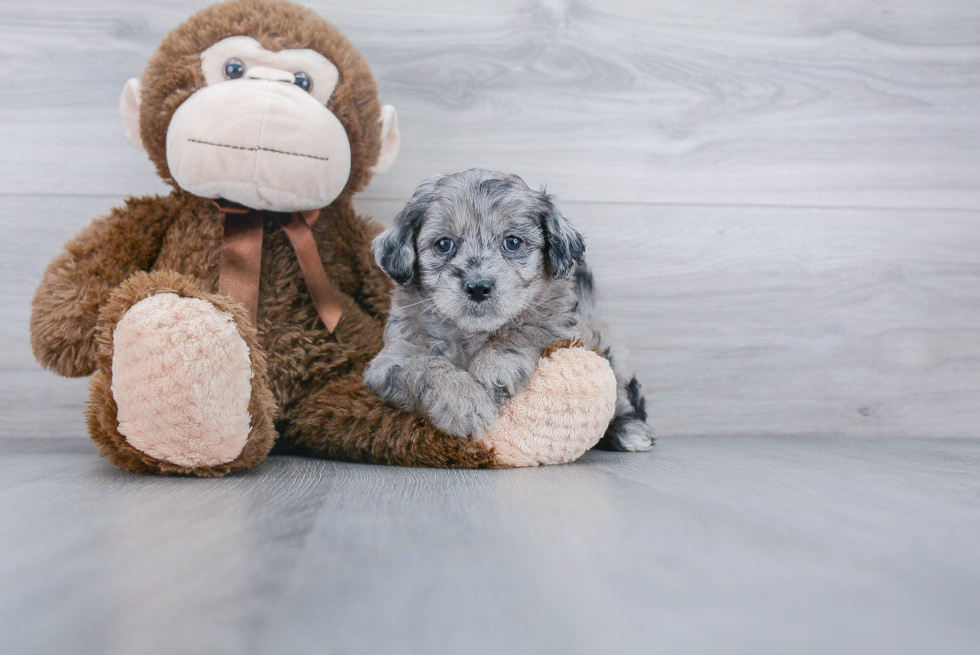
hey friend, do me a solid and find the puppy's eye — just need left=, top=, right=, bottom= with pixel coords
left=434, top=237, right=455, bottom=255
left=224, top=59, right=246, bottom=80
left=502, top=235, right=524, bottom=252
left=293, top=72, right=312, bottom=92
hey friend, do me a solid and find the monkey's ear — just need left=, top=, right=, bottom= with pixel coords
left=539, top=192, right=585, bottom=279
left=370, top=105, right=400, bottom=175
left=119, top=78, right=145, bottom=151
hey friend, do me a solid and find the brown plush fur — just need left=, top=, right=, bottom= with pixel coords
left=542, top=338, right=587, bottom=358
left=30, top=0, right=503, bottom=475
left=30, top=195, right=178, bottom=377
left=278, top=375, right=497, bottom=468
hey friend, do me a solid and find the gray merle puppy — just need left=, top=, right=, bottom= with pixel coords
left=364, top=168, right=654, bottom=452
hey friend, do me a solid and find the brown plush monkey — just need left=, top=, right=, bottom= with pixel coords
left=30, top=0, right=616, bottom=476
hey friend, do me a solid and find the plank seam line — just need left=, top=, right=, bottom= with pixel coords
left=1, top=193, right=978, bottom=214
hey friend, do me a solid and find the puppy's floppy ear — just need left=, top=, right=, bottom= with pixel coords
left=372, top=176, right=442, bottom=285
left=537, top=191, right=585, bottom=279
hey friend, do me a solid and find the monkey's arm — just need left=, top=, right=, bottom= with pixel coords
left=30, top=195, right=177, bottom=377
left=363, top=340, right=498, bottom=439
left=289, top=339, right=616, bottom=469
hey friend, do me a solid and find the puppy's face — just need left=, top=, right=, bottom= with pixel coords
left=374, top=169, right=585, bottom=334
left=415, top=180, right=548, bottom=332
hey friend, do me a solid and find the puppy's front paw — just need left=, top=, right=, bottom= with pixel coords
left=600, top=416, right=655, bottom=452
left=470, top=350, right=535, bottom=404
left=424, top=381, right=499, bottom=439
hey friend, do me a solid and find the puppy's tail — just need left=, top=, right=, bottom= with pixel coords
left=574, top=263, right=597, bottom=318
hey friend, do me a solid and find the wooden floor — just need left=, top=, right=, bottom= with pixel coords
left=1, top=436, right=978, bottom=654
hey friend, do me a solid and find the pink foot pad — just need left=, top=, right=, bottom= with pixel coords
left=111, top=293, right=254, bottom=467
left=484, top=346, right=617, bottom=467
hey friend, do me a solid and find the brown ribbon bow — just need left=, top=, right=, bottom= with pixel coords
left=215, top=200, right=343, bottom=332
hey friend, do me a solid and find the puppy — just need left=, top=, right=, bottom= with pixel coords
left=364, top=169, right=654, bottom=452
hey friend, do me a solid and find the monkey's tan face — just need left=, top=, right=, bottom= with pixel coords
left=164, top=36, right=351, bottom=212
left=122, top=34, right=400, bottom=212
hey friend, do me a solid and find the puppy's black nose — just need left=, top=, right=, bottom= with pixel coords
left=465, top=279, right=494, bottom=302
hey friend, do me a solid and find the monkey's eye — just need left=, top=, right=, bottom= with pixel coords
left=502, top=235, right=524, bottom=252
left=434, top=237, right=455, bottom=255
left=224, top=58, right=246, bottom=80
left=293, top=72, right=312, bottom=92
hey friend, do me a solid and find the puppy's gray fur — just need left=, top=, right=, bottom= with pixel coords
left=364, top=169, right=654, bottom=451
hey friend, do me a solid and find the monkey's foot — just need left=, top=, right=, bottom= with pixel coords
left=484, top=341, right=617, bottom=467
left=88, top=272, right=277, bottom=476
left=111, top=293, right=257, bottom=467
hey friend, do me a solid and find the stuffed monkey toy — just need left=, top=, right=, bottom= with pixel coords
left=30, top=0, right=617, bottom=476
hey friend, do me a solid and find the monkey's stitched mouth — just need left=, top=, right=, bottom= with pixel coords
left=187, top=138, right=329, bottom=161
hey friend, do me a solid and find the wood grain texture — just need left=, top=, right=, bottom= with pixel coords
left=5, top=195, right=979, bottom=438
left=1, top=436, right=978, bottom=654
left=1, top=0, right=979, bottom=439
left=0, top=0, right=978, bottom=207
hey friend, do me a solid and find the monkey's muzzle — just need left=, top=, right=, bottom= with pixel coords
left=166, top=79, right=352, bottom=212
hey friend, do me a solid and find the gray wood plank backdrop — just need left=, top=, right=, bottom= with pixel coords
left=1, top=0, right=978, bottom=438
